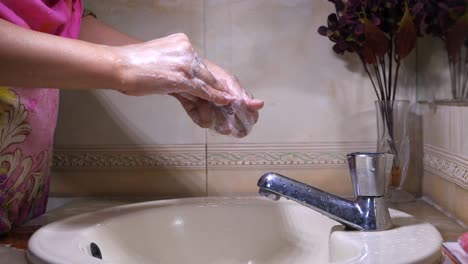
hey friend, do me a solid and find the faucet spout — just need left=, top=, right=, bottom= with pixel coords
left=258, top=172, right=392, bottom=231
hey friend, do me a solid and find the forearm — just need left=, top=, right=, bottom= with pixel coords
left=80, top=17, right=222, bottom=74
left=0, top=18, right=121, bottom=90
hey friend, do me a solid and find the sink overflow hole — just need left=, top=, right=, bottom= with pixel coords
left=90, top=242, right=102, bottom=259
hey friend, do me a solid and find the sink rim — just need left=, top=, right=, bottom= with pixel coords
left=26, top=196, right=442, bottom=264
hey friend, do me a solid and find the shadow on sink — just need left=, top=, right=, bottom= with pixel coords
left=329, top=225, right=364, bottom=264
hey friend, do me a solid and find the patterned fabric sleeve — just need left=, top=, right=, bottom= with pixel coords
left=0, top=0, right=83, bottom=235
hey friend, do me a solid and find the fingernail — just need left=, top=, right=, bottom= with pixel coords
left=248, top=99, right=264, bottom=106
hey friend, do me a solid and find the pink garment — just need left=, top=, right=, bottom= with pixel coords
left=0, top=0, right=82, bottom=234
left=460, top=232, right=468, bottom=253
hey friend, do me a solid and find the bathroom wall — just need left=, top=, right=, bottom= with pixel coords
left=416, top=38, right=452, bottom=102
left=423, top=105, right=468, bottom=225
left=414, top=34, right=468, bottom=225
left=51, top=0, right=418, bottom=197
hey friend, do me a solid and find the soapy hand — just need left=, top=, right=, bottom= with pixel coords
left=114, top=33, right=234, bottom=106
left=113, top=32, right=263, bottom=137
left=172, top=61, right=264, bottom=138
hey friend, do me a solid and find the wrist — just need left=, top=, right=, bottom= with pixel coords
left=106, top=45, right=132, bottom=94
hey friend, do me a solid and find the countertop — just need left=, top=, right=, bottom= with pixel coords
left=0, top=197, right=466, bottom=264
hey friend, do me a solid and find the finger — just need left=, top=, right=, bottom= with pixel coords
left=228, top=102, right=256, bottom=137
left=230, top=112, right=249, bottom=138
left=241, top=91, right=264, bottom=110
left=244, top=99, right=264, bottom=111
left=220, top=104, right=249, bottom=137
left=253, top=110, right=259, bottom=123
left=172, top=93, right=203, bottom=127
left=190, top=80, right=235, bottom=106
left=193, top=61, right=231, bottom=94
left=171, top=93, right=196, bottom=105
left=197, top=100, right=212, bottom=128
left=246, top=109, right=259, bottom=124
left=212, top=105, right=232, bottom=135
left=227, top=78, right=263, bottom=111
left=178, top=92, right=199, bottom=102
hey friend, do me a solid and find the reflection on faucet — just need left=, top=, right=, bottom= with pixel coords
left=257, top=152, right=393, bottom=231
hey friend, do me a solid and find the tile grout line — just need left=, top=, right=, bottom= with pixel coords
left=205, top=141, right=208, bottom=197
left=203, top=0, right=209, bottom=197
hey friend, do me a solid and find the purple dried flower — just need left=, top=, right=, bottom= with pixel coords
left=318, top=0, right=424, bottom=59
left=424, top=0, right=467, bottom=61
left=425, top=0, right=467, bottom=39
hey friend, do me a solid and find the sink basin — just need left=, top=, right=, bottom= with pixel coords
left=27, top=197, right=442, bottom=264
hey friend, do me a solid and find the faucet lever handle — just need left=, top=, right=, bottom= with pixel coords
left=347, top=152, right=391, bottom=197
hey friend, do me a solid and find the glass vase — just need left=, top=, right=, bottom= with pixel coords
left=375, top=100, right=413, bottom=202
left=450, top=44, right=467, bottom=100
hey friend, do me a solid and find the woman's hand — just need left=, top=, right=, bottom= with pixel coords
left=113, top=32, right=264, bottom=137
left=205, top=60, right=264, bottom=110
left=113, top=33, right=234, bottom=106
left=172, top=61, right=264, bottom=138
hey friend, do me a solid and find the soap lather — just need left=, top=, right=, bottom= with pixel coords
left=212, top=99, right=256, bottom=138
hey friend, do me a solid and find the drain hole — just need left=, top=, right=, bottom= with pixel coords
left=90, top=242, right=102, bottom=259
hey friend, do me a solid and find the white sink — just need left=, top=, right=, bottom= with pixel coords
left=27, top=197, right=442, bottom=264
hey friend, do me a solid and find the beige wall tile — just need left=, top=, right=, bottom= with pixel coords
left=50, top=169, right=206, bottom=197
left=83, top=0, right=205, bottom=47
left=454, top=184, right=468, bottom=224
left=207, top=167, right=353, bottom=197
left=423, top=171, right=456, bottom=216
left=423, top=170, right=468, bottom=225
left=423, top=106, right=456, bottom=152
left=461, top=107, right=468, bottom=158
left=422, top=103, right=468, bottom=225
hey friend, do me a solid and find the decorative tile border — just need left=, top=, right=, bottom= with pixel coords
left=52, top=145, right=206, bottom=169
left=424, top=145, right=468, bottom=190
left=207, top=151, right=346, bottom=167
left=52, top=142, right=375, bottom=169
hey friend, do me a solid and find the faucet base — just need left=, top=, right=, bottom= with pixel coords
left=355, top=196, right=393, bottom=231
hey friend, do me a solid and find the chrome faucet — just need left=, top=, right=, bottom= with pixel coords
left=257, top=152, right=393, bottom=231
